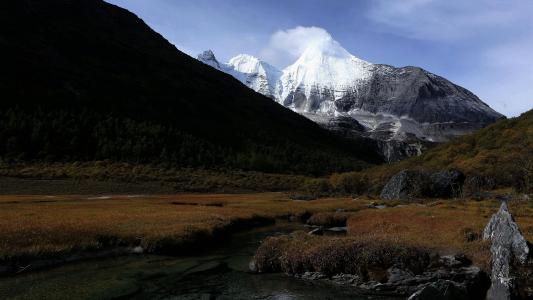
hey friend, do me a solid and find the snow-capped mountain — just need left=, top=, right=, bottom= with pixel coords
left=198, top=50, right=280, bottom=98
left=198, top=38, right=503, bottom=161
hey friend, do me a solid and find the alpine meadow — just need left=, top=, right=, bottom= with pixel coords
left=0, top=1, right=532, bottom=299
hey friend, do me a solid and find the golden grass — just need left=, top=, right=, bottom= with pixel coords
left=254, top=232, right=430, bottom=278
left=0, top=193, right=369, bottom=260
left=346, top=199, right=533, bottom=269
left=2, top=192, right=532, bottom=272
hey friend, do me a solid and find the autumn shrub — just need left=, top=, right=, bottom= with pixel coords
left=329, top=172, right=370, bottom=195
left=253, top=232, right=431, bottom=278
left=306, top=212, right=351, bottom=227
left=301, top=178, right=331, bottom=197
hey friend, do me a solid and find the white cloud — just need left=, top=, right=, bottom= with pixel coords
left=260, top=26, right=333, bottom=68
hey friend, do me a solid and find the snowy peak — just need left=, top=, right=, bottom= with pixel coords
left=197, top=51, right=281, bottom=98
left=279, top=37, right=374, bottom=102
left=197, top=50, right=221, bottom=70
left=228, top=54, right=268, bottom=74
left=227, top=54, right=282, bottom=97
left=298, top=36, right=353, bottom=59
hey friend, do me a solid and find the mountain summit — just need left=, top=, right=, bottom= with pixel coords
left=199, top=38, right=503, bottom=161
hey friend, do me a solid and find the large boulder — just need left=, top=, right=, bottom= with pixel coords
left=483, top=202, right=530, bottom=300
left=380, top=169, right=465, bottom=200
left=380, top=170, right=428, bottom=200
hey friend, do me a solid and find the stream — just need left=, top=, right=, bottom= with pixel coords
left=0, top=222, right=402, bottom=300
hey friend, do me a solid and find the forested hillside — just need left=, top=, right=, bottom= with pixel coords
left=0, top=0, right=381, bottom=175
left=360, top=109, right=533, bottom=193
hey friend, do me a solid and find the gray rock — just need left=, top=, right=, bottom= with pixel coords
left=326, top=227, right=347, bottom=233
left=380, top=169, right=465, bottom=200
left=387, top=267, right=415, bottom=285
left=248, top=260, right=258, bottom=273
left=308, top=228, right=323, bottom=236
left=438, top=255, right=468, bottom=268
left=331, top=273, right=361, bottom=285
left=380, top=170, right=427, bottom=200
left=483, top=202, right=529, bottom=300
left=408, top=280, right=469, bottom=300
left=130, top=246, right=144, bottom=254
left=295, top=272, right=327, bottom=280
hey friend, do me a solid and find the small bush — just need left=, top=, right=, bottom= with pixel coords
left=306, top=212, right=350, bottom=227
left=253, top=233, right=431, bottom=277
left=301, top=178, right=331, bottom=197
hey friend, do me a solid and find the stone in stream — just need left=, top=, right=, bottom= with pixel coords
left=483, top=201, right=530, bottom=300
left=308, top=228, right=324, bottom=236
left=407, top=280, right=469, bottom=300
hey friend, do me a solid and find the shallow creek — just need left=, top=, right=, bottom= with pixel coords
left=0, top=221, right=401, bottom=300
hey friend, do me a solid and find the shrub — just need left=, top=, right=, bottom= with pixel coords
left=329, top=172, right=369, bottom=195
left=253, top=233, right=431, bottom=278
left=306, top=212, right=350, bottom=227
left=301, top=178, right=331, bottom=197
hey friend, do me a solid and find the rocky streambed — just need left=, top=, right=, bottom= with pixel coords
left=0, top=222, right=401, bottom=300
left=248, top=201, right=533, bottom=300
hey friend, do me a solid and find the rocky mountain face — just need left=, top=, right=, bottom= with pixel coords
left=198, top=37, right=503, bottom=162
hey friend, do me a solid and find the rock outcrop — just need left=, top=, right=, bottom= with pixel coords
left=286, top=254, right=489, bottom=299
left=380, top=169, right=465, bottom=200
left=483, top=201, right=530, bottom=300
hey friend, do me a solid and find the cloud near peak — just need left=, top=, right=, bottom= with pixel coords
left=260, top=26, right=334, bottom=68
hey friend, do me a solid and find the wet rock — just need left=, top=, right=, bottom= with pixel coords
left=130, top=246, right=144, bottom=254
left=483, top=201, right=530, bottom=300
left=308, top=228, right=323, bottom=236
left=367, top=202, right=387, bottom=209
left=437, top=254, right=469, bottom=268
left=295, top=272, right=327, bottom=280
left=358, top=281, right=383, bottom=290
left=408, top=280, right=469, bottom=300
left=248, top=260, right=258, bottom=273
left=380, top=169, right=465, bottom=200
left=325, top=227, right=347, bottom=233
left=331, top=273, right=361, bottom=285
left=387, top=267, right=415, bottom=285
left=289, top=255, right=488, bottom=299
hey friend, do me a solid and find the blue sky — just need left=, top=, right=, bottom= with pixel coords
left=106, top=0, right=533, bottom=117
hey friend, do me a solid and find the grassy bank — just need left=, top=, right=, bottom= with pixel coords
left=254, top=199, right=533, bottom=273
left=3, top=192, right=533, bottom=276
left=0, top=193, right=370, bottom=272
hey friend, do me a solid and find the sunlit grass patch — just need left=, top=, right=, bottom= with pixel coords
left=0, top=193, right=371, bottom=261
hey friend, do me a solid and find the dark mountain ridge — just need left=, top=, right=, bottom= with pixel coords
left=0, top=0, right=382, bottom=175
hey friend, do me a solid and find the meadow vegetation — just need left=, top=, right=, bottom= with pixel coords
left=3, top=190, right=533, bottom=277
left=254, top=198, right=533, bottom=274
left=0, top=193, right=370, bottom=265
